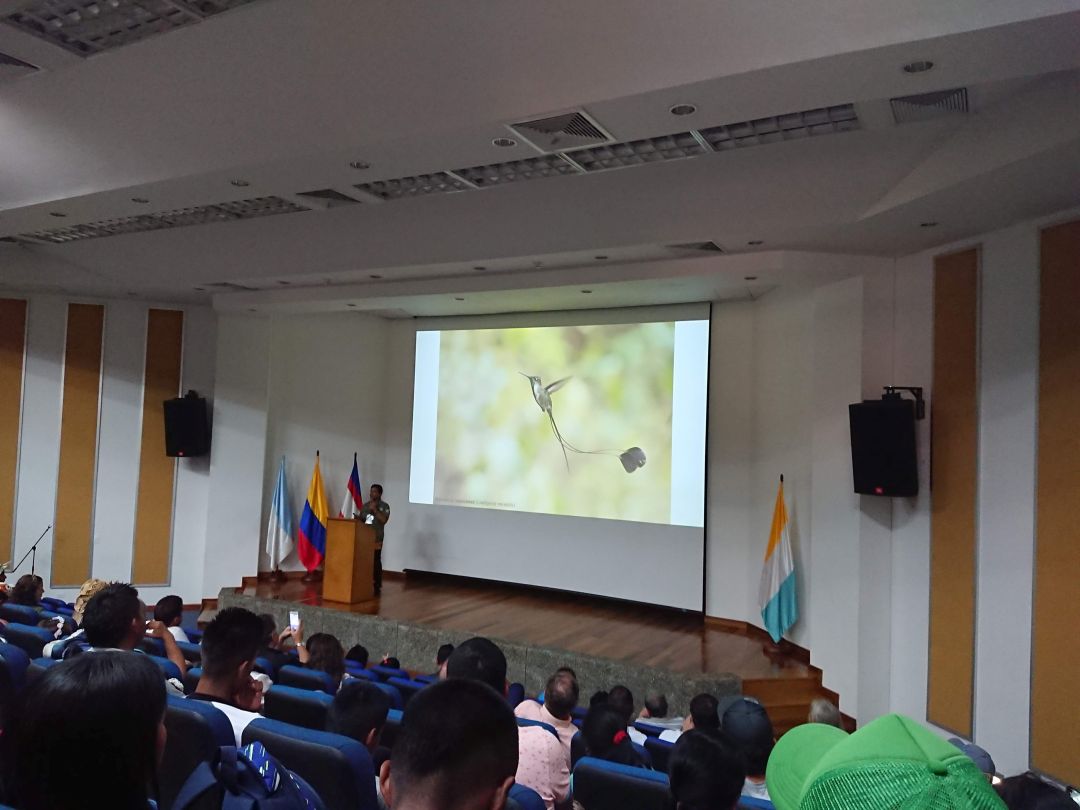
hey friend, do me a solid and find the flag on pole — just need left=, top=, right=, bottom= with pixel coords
left=265, top=456, right=295, bottom=569
left=759, top=475, right=798, bottom=643
left=338, top=453, right=363, bottom=518
left=297, top=451, right=329, bottom=572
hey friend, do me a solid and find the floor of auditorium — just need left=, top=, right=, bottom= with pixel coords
left=235, top=570, right=839, bottom=731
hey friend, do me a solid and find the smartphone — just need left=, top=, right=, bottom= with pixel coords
left=289, top=610, right=300, bottom=632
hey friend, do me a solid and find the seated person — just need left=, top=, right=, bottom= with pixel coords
left=4, top=651, right=166, bottom=810
left=380, top=679, right=518, bottom=810
left=190, top=606, right=267, bottom=745
left=808, top=697, right=843, bottom=727
left=297, top=630, right=349, bottom=690
left=379, top=655, right=401, bottom=670
left=153, top=594, right=190, bottom=643
left=435, top=642, right=454, bottom=678
left=42, top=577, right=108, bottom=658
left=637, top=692, right=684, bottom=731
left=668, top=729, right=745, bottom=810
left=257, top=612, right=294, bottom=673
left=997, top=773, right=1077, bottom=810
left=660, top=693, right=720, bottom=743
left=10, top=574, right=44, bottom=609
left=721, top=697, right=775, bottom=802
left=515, top=668, right=579, bottom=754
left=327, top=680, right=393, bottom=805
left=607, top=684, right=646, bottom=745
left=346, top=643, right=370, bottom=669
left=581, top=703, right=648, bottom=768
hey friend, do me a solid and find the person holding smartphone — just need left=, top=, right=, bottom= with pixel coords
left=356, top=484, right=390, bottom=596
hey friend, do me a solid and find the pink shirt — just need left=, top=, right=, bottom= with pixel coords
left=515, top=700, right=577, bottom=756
left=516, top=725, right=570, bottom=810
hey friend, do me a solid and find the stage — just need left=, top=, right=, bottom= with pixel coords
left=222, top=570, right=837, bottom=732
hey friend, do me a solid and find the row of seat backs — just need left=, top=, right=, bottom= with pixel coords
left=28, top=652, right=183, bottom=683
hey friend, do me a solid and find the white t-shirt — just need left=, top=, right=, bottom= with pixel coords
left=190, top=697, right=261, bottom=747
left=658, top=728, right=681, bottom=743
left=743, top=778, right=770, bottom=801
left=627, top=726, right=647, bottom=746
left=168, top=625, right=190, bottom=644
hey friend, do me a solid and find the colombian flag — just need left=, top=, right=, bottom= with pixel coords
left=758, top=476, right=798, bottom=643
left=298, top=451, right=329, bottom=572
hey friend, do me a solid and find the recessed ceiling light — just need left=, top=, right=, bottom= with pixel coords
left=920, top=221, right=939, bottom=228
left=349, top=161, right=371, bottom=170
left=247, top=307, right=257, bottom=312
left=347, top=303, right=357, bottom=308
left=126, top=291, right=137, bottom=297
left=454, top=296, right=465, bottom=301
left=193, top=287, right=205, bottom=292
left=492, top=137, right=517, bottom=148
left=744, top=276, right=758, bottom=281
left=594, top=255, right=608, bottom=261
left=902, top=60, right=934, bottom=74
left=369, top=274, right=383, bottom=279
left=131, top=197, right=149, bottom=204
left=747, top=240, right=764, bottom=246
left=49, top=211, right=67, bottom=217
left=473, top=266, right=486, bottom=271
left=277, top=280, right=291, bottom=285
left=581, top=289, right=593, bottom=294
left=230, top=179, right=250, bottom=187
left=669, top=103, right=697, bottom=116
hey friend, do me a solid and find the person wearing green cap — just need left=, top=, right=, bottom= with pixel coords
left=765, top=713, right=1008, bottom=810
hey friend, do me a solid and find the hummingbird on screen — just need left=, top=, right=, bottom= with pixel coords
left=519, top=372, right=646, bottom=474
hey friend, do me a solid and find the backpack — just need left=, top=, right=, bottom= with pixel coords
left=172, top=742, right=325, bottom=810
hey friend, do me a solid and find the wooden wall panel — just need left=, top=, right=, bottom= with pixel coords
left=52, top=303, right=105, bottom=587
left=927, top=247, right=979, bottom=737
left=1032, top=219, right=1080, bottom=785
left=0, top=299, right=28, bottom=564
left=131, top=309, right=184, bottom=585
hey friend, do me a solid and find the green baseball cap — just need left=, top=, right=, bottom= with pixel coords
left=765, top=714, right=1007, bottom=810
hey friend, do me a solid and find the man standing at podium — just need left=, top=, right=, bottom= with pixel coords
left=358, top=484, right=390, bottom=595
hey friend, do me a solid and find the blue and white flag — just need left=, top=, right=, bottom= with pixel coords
left=265, top=456, right=295, bottom=569
left=759, top=477, right=798, bottom=643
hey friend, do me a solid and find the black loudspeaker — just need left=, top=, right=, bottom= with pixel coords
left=163, top=392, right=210, bottom=458
left=848, top=398, right=918, bottom=496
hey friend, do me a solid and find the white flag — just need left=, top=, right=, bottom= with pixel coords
left=265, top=456, right=295, bottom=569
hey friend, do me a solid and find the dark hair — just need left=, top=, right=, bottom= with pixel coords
left=436, top=643, right=455, bottom=665
left=607, top=684, right=635, bottom=726
left=391, top=679, right=517, bottom=802
left=582, top=703, right=645, bottom=767
left=153, top=595, right=184, bottom=626
left=644, top=693, right=668, bottom=718
left=259, top=613, right=277, bottom=646
left=669, top=729, right=745, bottom=810
left=306, top=633, right=346, bottom=687
left=589, top=689, right=609, bottom=708
left=446, top=637, right=506, bottom=693
left=689, top=693, right=720, bottom=731
left=201, top=607, right=264, bottom=680
left=346, top=644, right=369, bottom=668
left=997, top=773, right=1078, bottom=810
left=381, top=656, right=400, bottom=670
left=82, top=583, right=141, bottom=648
left=327, top=680, right=391, bottom=747
left=11, top=574, right=42, bottom=607
left=371, top=484, right=383, bottom=495
left=544, top=670, right=579, bottom=720
left=5, top=652, right=165, bottom=810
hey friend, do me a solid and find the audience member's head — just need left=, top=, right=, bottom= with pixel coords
left=381, top=655, right=401, bottom=670
left=644, top=692, right=669, bottom=719
left=153, top=594, right=184, bottom=628
left=669, top=729, right=746, bottom=810
left=606, top=684, right=635, bottom=726
left=328, top=679, right=392, bottom=751
left=582, top=703, right=646, bottom=767
left=11, top=573, right=43, bottom=606
left=808, top=698, right=843, bottom=728
left=996, top=773, right=1077, bottom=810
left=72, top=578, right=108, bottom=626
left=686, top=693, right=720, bottom=732
left=82, top=582, right=143, bottom=649
left=381, top=679, right=517, bottom=810
left=199, top=606, right=264, bottom=700
left=543, top=669, right=579, bottom=721
left=5, top=651, right=166, bottom=810
left=446, top=636, right=507, bottom=694
left=346, top=643, right=370, bottom=668
left=766, top=713, right=1006, bottom=810
left=948, top=738, right=996, bottom=778
left=306, top=633, right=347, bottom=687
left=436, top=643, right=454, bottom=665
left=589, top=689, right=609, bottom=708
left=722, top=697, right=774, bottom=778
left=258, top=612, right=278, bottom=647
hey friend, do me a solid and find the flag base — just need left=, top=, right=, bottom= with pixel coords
left=268, top=568, right=286, bottom=583
left=301, top=568, right=322, bottom=583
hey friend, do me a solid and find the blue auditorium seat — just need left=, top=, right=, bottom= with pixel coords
left=369, top=665, right=408, bottom=681
left=183, top=666, right=202, bottom=695
left=386, top=676, right=426, bottom=707
left=634, top=720, right=666, bottom=737
left=185, top=627, right=202, bottom=644
left=140, top=636, right=166, bottom=657
left=517, top=717, right=559, bottom=738
left=0, top=641, right=31, bottom=690
left=147, top=654, right=183, bottom=681
left=253, top=656, right=275, bottom=677
left=264, top=684, right=333, bottom=730
left=572, top=757, right=670, bottom=810
left=508, top=783, right=546, bottom=810
left=40, top=596, right=67, bottom=609
left=2, top=623, right=54, bottom=658
left=644, top=736, right=675, bottom=772
left=344, top=666, right=377, bottom=682
left=381, top=707, right=403, bottom=748
left=507, top=682, right=525, bottom=707
left=176, top=640, right=202, bottom=663
left=27, top=656, right=58, bottom=684
left=738, top=798, right=776, bottom=810
left=413, top=673, right=438, bottom=685
left=370, top=680, right=404, bottom=710
left=160, top=694, right=235, bottom=809
left=242, top=718, right=377, bottom=810
left=0, top=603, right=42, bottom=626
left=278, top=664, right=338, bottom=694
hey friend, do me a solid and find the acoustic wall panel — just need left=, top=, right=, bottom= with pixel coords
left=0, top=299, right=28, bottom=564
left=52, top=303, right=105, bottom=587
left=927, top=248, right=979, bottom=737
left=1031, top=219, right=1080, bottom=785
left=131, top=309, right=184, bottom=585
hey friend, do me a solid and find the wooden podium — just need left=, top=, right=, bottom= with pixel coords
left=324, top=518, right=376, bottom=604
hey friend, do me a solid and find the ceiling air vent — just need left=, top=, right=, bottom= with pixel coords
left=453, top=155, right=582, bottom=187
left=509, top=110, right=613, bottom=153
left=890, top=88, right=969, bottom=125
left=3, top=0, right=265, bottom=57
left=295, top=189, right=362, bottom=208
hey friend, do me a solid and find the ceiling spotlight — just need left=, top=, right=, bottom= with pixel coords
left=747, top=240, right=764, bottom=246
left=902, top=60, right=934, bottom=74
left=247, top=307, right=257, bottom=312
left=277, top=280, right=291, bottom=285
left=369, top=274, right=383, bottom=279
left=347, top=303, right=357, bottom=308
left=455, top=296, right=465, bottom=301
left=473, top=266, right=486, bottom=271
left=230, top=179, right=250, bottom=187
left=131, top=197, right=149, bottom=204
left=594, top=255, right=608, bottom=261
left=669, top=103, right=697, bottom=116
left=349, top=160, right=371, bottom=170
left=492, top=137, right=517, bottom=148
left=49, top=212, right=67, bottom=217
left=193, top=287, right=205, bottom=292
left=920, top=221, right=939, bottom=228
left=744, top=276, right=758, bottom=281
left=581, top=289, right=593, bottom=294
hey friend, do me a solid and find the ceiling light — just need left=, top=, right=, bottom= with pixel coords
left=473, top=266, right=486, bottom=271
left=49, top=211, right=67, bottom=217
left=747, top=240, right=764, bottom=246
left=454, top=154, right=580, bottom=187
left=669, top=103, right=697, bottom=116
left=126, top=291, right=137, bottom=297
left=347, top=303, right=357, bottom=308
left=744, top=276, right=758, bottom=281
left=230, top=179, right=250, bottom=187
left=369, top=274, right=383, bottom=279
left=902, top=60, right=934, bottom=74
left=349, top=161, right=371, bottom=170
left=920, top=221, right=939, bottom=228
left=131, top=197, right=149, bottom=204
left=355, top=172, right=469, bottom=200
left=581, top=289, right=593, bottom=294
left=572, top=132, right=708, bottom=171
left=277, top=280, right=291, bottom=285
left=454, top=296, right=465, bottom=301
left=594, top=255, right=608, bottom=260
left=492, top=137, right=517, bottom=148
left=247, top=308, right=257, bottom=313
left=193, top=287, right=205, bottom=291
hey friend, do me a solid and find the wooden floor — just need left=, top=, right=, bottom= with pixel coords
left=237, top=570, right=838, bottom=730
